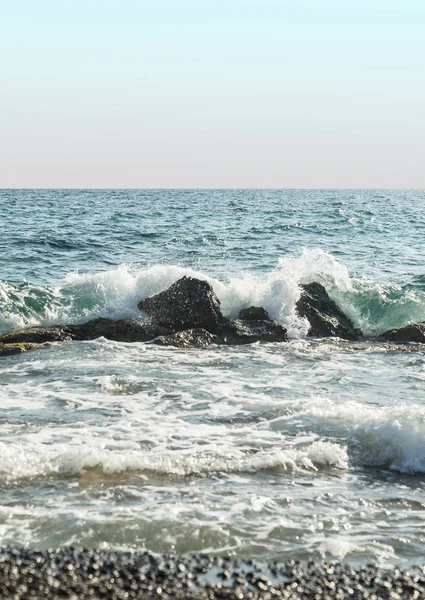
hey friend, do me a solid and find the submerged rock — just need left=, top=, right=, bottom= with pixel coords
left=0, top=342, right=52, bottom=358
left=0, top=326, right=75, bottom=345
left=151, top=319, right=288, bottom=347
left=217, top=317, right=288, bottom=345
left=238, top=306, right=271, bottom=321
left=138, top=276, right=224, bottom=332
left=381, top=322, right=425, bottom=343
left=72, top=318, right=171, bottom=343
left=296, top=282, right=361, bottom=341
left=151, top=328, right=216, bottom=348
left=0, top=319, right=171, bottom=346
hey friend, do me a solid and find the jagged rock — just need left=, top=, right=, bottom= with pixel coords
left=0, top=326, right=75, bottom=345
left=296, top=282, right=361, bottom=341
left=151, top=328, right=216, bottom=348
left=217, top=318, right=288, bottom=345
left=0, top=342, right=52, bottom=357
left=238, top=306, right=271, bottom=321
left=381, top=322, right=425, bottom=343
left=72, top=318, right=172, bottom=343
left=138, top=276, right=224, bottom=332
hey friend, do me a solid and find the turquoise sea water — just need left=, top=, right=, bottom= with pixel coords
left=1, top=189, right=425, bottom=566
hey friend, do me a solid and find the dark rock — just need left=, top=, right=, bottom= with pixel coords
left=0, top=319, right=171, bottom=346
left=238, top=306, right=271, bottom=321
left=217, top=318, right=288, bottom=345
left=72, top=318, right=172, bottom=343
left=151, top=328, right=216, bottom=348
left=0, top=342, right=52, bottom=358
left=138, top=276, right=224, bottom=332
left=0, top=344, right=23, bottom=357
left=75, top=315, right=287, bottom=347
left=381, top=322, right=425, bottom=343
left=296, top=282, right=361, bottom=341
left=0, top=326, right=75, bottom=345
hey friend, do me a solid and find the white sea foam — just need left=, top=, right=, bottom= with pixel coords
left=6, top=395, right=425, bottom=479
left=318, top=537, right=397, bottom=564
left=278, top=248, right=353, bottom=292
left=85, top=403, right=425, bottom=477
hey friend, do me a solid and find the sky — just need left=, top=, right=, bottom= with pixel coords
left=1, top=0, right=424, bottom=188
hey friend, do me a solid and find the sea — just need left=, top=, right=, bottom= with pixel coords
left=1, top=188, right=425, bottom=568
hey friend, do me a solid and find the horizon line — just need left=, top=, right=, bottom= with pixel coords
left=1, top=187, right=424, bottom=191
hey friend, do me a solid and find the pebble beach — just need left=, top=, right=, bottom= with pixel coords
left=2, top=549, right=425, bottom=599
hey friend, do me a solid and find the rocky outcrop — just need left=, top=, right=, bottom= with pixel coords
left=0, top=342, right=52, bottom=357
left=381, top=322, right=425, bottom=343
left=296, top=282, right=361, bottom=341
left=138, top=277, right=224, bottom=333
left=151, top=328, right=216, bottom=348
left=5, top=279, right=369, bottom=352
left=238, top=306, right=271, bottom=321
left=217, top=317, right=288, bottom=345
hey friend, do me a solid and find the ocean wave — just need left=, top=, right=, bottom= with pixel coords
left=1, top=249, right=425, bottom=337
left=0, top=440, right=347, bottom=483
left=281, top=398, right=425, bottom=475
left=4, top=397, right=425, bottom=479
left=4, top=398, right=425, bottom=478
left=349, top=409, right=425, bottom=474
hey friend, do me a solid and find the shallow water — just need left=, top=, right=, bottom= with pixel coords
left=1, top=189, right=425, bottom=566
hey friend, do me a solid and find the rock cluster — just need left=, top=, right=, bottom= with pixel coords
left=0, top=276, right=290, bottom=354
left=2, top=274, right=425, bottom=356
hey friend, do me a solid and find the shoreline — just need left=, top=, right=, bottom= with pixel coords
left=1, top=548, right=424, bottom=599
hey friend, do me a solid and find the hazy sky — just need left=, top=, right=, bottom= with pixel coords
left=1, top=0, right=424, bottom=188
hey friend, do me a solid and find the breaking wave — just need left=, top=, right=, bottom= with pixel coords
left=0, top=440, right=348, bottom=483
left=3, top=397, right=425, bottom=480
left=272, top=397, right=425, bottom=475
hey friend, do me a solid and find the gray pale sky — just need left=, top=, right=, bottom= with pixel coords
left=1, top=0, right=424, bottom=188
